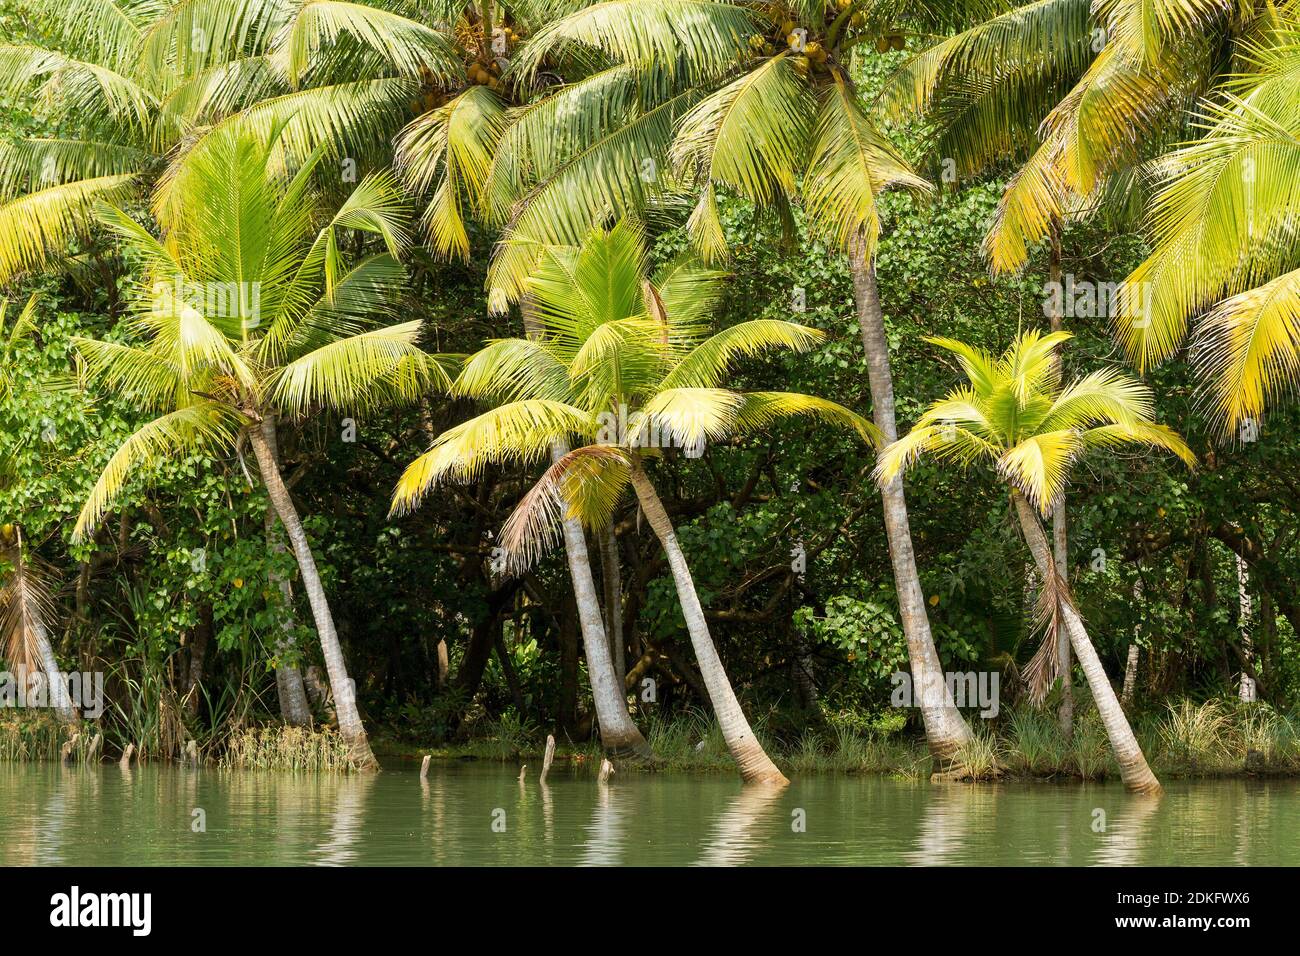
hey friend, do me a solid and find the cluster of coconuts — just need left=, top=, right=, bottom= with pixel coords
left=467, top=59, right=504, bottom=90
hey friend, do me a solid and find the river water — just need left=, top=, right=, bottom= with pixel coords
left=2, top=762, right=1296, bottom=865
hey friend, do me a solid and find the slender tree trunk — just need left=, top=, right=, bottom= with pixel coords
left=1047, top=218, right=1074, bottom=736
left=184, top=603, right=211, bottom=717
left=247, top=419, right=377, bottom=770
left=627, top=454, right=787, bottom=785
left=849, top=237, right=973, bottom=767
left=1012, top=493, right=1161, bottom=794
left=598, top=525, right=626, bottom=688
left=258, top=420, right=313, bottom=727
left=1123, top=577, right=1142, bottom=708
left=266, top=509, right=312, bottom=727
left=1122, top=644, right=1139, bottom=707
left=1236, top=555, right=1257, bottom=702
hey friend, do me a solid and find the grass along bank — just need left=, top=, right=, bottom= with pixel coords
left=5, top=697, right=1298, bottom=779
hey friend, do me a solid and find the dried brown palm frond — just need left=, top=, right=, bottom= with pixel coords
left=0, top=540, right=57, bottom=673
left=1020, top=563, right=1075, bottom=707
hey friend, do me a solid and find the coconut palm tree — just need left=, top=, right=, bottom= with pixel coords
left=452, top=0, right=980, bottom=767
left=70, top=126, right=454, bottom=769
left=0, top=296, right=78, bottom=724
left=391, top=219, right=877, bottom=783
left=875, top=329, right=1196, bottom=793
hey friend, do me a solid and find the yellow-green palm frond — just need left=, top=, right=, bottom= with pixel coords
left=389, top=399, right=595, bottom=514
left=513, top=0, right=757, bottom=84
left=155, top=77, right=417, bottom=219
left=672, top=54, right=812, bottom=257
left=1038, top=366, right=1153, bottom=430
left=72, top=336, right=185, bottom=412
left=1114, top=80, right=1300, bottom=371
left=0, top=45, right=157, bottom=128
left=568, top=317, right=667, bottom=404
left=805, top=73, right=930, bottom=255
left=273, top=0, right=462, bottom=87
left=873, top=421, right=1000, bottom=485
left=30, top=0, right=156, bottom=74
left=997, top=327, right=1071, bottom=402
left=1078, top=419, right=1196, bottom=467
left=271, top=320, right=454, bottom=415
left=634, top=386, right=744, bottom=450
left=527, top=219, right=650, bottom=350
left=1043, top=39, right=1194, bottom=196
left=732, top=391, right=881, bottom=446
left=995, top=428, right=1083, bottom=514
left=327, top=169, right=412, bottom=259
left=453, top=338, right=574, bottom=404
left=95, top=202, right=259, bottom=387
left=0, top=139, right=152, bottom=197
left=139, top=0, right=288, bottom=79
left=0, top=174, right=138, bottom=284
left=660, top=319, right=825, bottom=390
left=485, top=84, right=703, bottom=310
left=157, top=55, right=281, bottom=130
left=880, top=0, right=1094, bottom=122
left=74, top=401, right=243, bottom=541
left=499, top=443, right=631, bottom=573
left=262, top=251, right=404, bottom=365
left=982, top=129, right=1067, bottom=274
left=922, top=335, right=1001, bottom=395
left=396, top=85, right=506, bottom=260
left=651, top=251, right=727, bottom=336
left=1097, top=0, right=1231, bottom=65
left=1191, top=265, right=1300, bottom=435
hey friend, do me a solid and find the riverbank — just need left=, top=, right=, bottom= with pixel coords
left=5, top=698, right=1298, bottom=781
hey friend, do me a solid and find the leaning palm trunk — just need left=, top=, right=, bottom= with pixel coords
left=266, top=509, right=312, bottom=726
left=627, top=455, right=787, bottom=785
left=555, top=447, right=653, bottom=757
left=849, top=240, right=974, bottom=767
left=598, top=525, right=626, bottom=686
left=1012, top=493, right=1161, bottom=794
left=247, top=419, right=377, bottom=770
left=261, top=418, right=313, bottom=727
left=523, top=297, right=649, bottom=758
left=1047, top=220, right=1074, bottom=736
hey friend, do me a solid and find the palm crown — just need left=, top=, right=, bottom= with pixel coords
left=71, top=124, right=452, bottom=540
left=407, top=0, right=936, bottom=310
left=875, top=329, right=1195, bottom=514
left=391, top=218, right=877, bottom=566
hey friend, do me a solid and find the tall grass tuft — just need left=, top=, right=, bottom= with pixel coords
left=220, top=726, right=353, bottom=772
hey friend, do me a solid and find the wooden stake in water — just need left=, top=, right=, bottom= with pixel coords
left=420, top=754, right=431, bottom=780
left=119, top=742, right=135, bottom=769
left=517, top=765, right=527, bottom=783
left=88, top=734, right=102, bottom=761
left=60, top=732, right=80, bottom=764
left=597, top=758, right=614, bottom=784
left=539, top=735, right=556, bottom=784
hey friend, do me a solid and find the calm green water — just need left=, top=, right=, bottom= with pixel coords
left=2, top=761, right=1297, bottom=866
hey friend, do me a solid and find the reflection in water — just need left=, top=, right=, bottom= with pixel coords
left=695, top=783, right=787, bottom=866
left=1090, top=793, right=1161, bottom=866
left=579, top=780, right=626, bottom=866
left=908, top=783, right=999, bottom=865
left=2, top=765, right=1298, bottom=866
left=315, top=775, right=375, bottom=866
